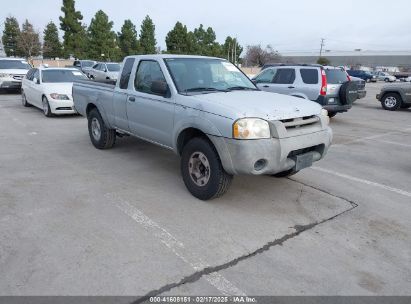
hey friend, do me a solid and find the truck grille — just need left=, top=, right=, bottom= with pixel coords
left=280, top=115, right=319, bottom=129
left=356, top=80, right=365, bottom=90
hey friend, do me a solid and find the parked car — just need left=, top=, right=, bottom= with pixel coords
left=375, top=71, right=396, bottom=82
left=252, top=64, right=358, bottom=117
left=73, top=55, right=332, bottom=200
left=88, top=62, right=121, bottom=83
left=72, top=60, right=97, bottom=75
left=346, top=70, right=376, bottom=82
left=0, top=58, right=31, bottom=92
left=404, top=76, right=411, bottom=82
left=21, top=67, right=88, bottom=117
left=349, top=76, right=367, bottom=101
left=376, top=83, right=411, bottom=111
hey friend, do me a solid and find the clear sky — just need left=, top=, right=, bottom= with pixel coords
left=1, top=0, right=410, bottom=53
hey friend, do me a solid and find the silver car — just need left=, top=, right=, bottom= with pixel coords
left=88, top=62, right=121, bottom=83
left=253, top=65, right=359, bottom=117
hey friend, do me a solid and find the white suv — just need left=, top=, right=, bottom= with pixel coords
left=0, top=58, right=31, bottom=92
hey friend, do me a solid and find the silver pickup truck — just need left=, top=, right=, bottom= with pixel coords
left=73, top=55, right=332, bottom=200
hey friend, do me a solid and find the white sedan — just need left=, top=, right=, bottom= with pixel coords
left=21, top=67, right=87, bottom=117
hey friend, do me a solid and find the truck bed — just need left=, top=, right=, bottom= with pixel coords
left=72, top=80, right=115, bottom=117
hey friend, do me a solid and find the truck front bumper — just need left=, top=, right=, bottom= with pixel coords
left=209, top=127, right=333, bottom=175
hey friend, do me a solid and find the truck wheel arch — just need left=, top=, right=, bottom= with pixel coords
left=381, top=91, right=405, bottom=103
left=176, top=128, right=210, bottom=155
left=86, top=103, right=98, bottom=117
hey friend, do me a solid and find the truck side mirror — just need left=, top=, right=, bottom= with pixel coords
left=151, top=80, right=169, bottom=97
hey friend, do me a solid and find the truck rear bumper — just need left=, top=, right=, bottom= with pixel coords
left=209, top=128, right=333, bottom=175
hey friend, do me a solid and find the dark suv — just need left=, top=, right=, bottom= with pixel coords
left=253, top=65, right=359, bottom=117
left=347, top=70, right=376, bottom=82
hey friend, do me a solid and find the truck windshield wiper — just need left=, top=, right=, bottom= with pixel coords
left=227, top=86, right=258, bottom=91
left=184, top=87, right=228, bottom=93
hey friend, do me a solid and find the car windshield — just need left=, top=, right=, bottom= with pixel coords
left=325, top=69, right=348, bottom=84
left=42, top=69, right=87, bottom=83
left=0, top=60, right=31, bottom=70
left=164, top=58, right=256, bottom=93
left=82, top=61, right=96, bottom=68
left=106, top=63, right=120, bottom=72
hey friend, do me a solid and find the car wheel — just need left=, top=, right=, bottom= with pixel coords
left=328, top=112, right=337, bottom=118
left=384, top=78, right=389, bottom=82
left=272, top=169, right=299, bottom=178
left=42, top=96, right=53, bottom=117
left=181, top=137, right=232, bottom=200
left=87, top=108, right=116, bottom=149
left=21, top=91, right=31, bottom=107
left=381, top=93, right=402, bottom=111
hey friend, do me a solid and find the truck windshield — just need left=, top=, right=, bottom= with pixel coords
left=325, top=69, right=348, bottom=84
left=0, top=60, right=31, bottom=70
left=42, top=70, right=87, bottom=83
left=164, top=58, right=256, bottom=93
left=106, top=63, right=120, bottom=72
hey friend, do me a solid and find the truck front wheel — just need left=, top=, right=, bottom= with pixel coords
left=88, top=108, right=116, bottom=149
left=181, top=137, right=232, bottom=200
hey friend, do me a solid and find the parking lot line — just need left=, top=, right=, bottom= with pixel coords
left=374, top=139, right=411, bottom=148
left=311, top=167, right=411, bottom=198
left=332, top=128, right=411, bottom=148
left=106, top=193, right=247, bottom=297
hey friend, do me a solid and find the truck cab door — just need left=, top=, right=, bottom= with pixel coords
left=126, top=60, right=175, bottom=148
left=112, top=58, right=135, bottom=132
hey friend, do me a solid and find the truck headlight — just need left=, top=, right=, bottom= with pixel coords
left=321, top=109, right=330, bottom=125
left=233, top=118, right=270, bottom=139
left=50, top=93, right=70, bottom=100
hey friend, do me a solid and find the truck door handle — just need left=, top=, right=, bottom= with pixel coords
left=128, top=96, right=135, bottom=102
left=262, top=85, right=270, bottom=88
left=288, top=86, right=295, bottom=89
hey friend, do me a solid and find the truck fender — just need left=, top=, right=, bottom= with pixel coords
left=85, top=94, right=112, bottom=128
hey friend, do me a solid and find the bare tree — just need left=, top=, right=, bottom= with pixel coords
left=17, top=20, right=41, bottom=59
left=243, top=44, right=282, bottom=67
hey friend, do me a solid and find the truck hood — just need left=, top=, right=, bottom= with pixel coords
left=0, top=69, right=29, bottom=75
left=187, top=90, right=322, bottom=120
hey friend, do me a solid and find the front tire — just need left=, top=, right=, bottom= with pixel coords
left=381, top=93, right=402, bottom=111
left=87, top=108, right=116, bottom=149
left=181, top=137, right=232, bottom=200
left=42, top=96, right=53, bottom=117
left=22, top=91, right=31, bottom=107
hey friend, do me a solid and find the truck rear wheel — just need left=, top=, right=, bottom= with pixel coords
left=88, top=108, right=116, bottom=149
left=381, top=93, right=402, bottom=111
left=181, top=137, right=232, bottom=200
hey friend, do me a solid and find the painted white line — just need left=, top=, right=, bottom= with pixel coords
left=332, top=128, right=411, bottom=148
left=374, top=139, right=411, bottom=148
left=311, top=167, right=411, bottom=198
left=105, top=193, right=246, bottom=296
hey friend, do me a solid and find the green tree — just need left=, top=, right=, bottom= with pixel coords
left=87, top=10, right=120, bottom=61
left=43, top=21, right=62, bottom=59
left=2, top=17, right=21, bottom=57
left=17, top=20, right=41, bottom=59
left=222, top=36, right=243, bottom=64
left=193, top=24, right=221, bottom=57
left=165, top=22, right=192, bottom=54
left=317, top=57, right=330, bottom=65
left=59, top=0, right=87, bottom=58
left=118, top=19, right=139, bottom=57
left=139, top=15, right=156, bottom=54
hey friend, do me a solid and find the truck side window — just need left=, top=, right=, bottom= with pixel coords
left=273, top=68, right=295, bottom=84
left=119, top=58, right=135, bottom=89
left=134, top=60, right=167, bottom=95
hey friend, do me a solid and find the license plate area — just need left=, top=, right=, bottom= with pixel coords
left=293, top=152, right=314, bottom=171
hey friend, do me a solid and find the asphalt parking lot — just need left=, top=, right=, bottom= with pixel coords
left=0, top=82, right=410, bottom=297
